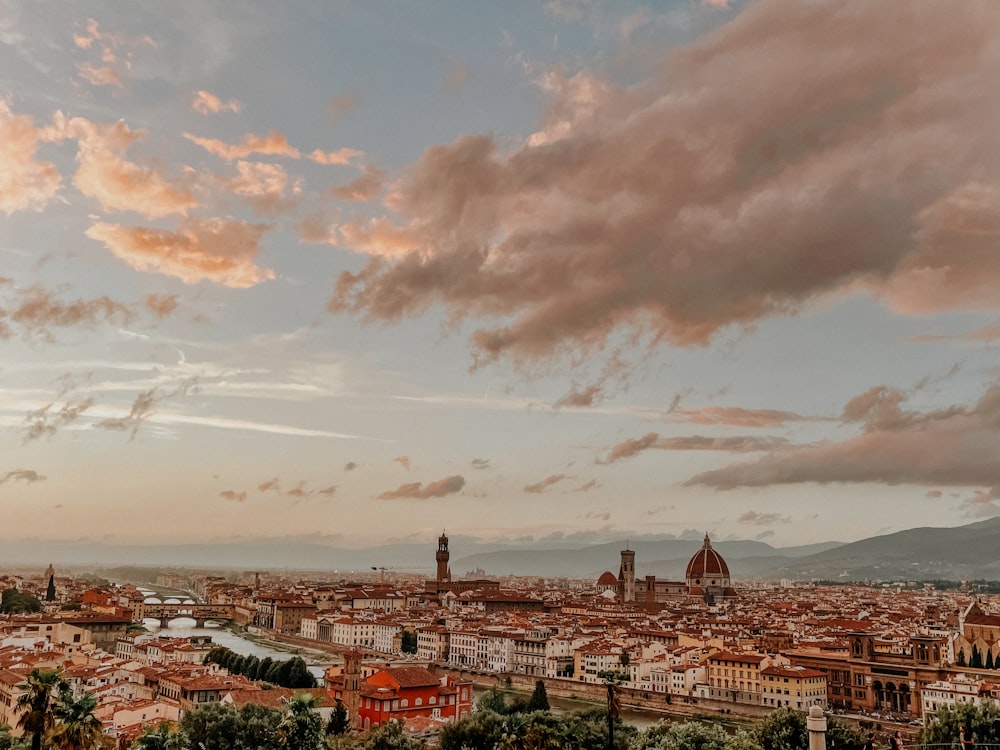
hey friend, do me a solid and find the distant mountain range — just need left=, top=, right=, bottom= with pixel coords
left=2, top=517, right=1000, bottom=581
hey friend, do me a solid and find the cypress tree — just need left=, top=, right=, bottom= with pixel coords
left=244, top=655, right=261, bottom=680
left=527, top=680, right=550, bottom=712
left=971, top=645, right=984, bottom=669
left=257, top=657, right=275, bottom=682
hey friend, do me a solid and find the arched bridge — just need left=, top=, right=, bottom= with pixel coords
left=133, top=601, right=236, bottom=627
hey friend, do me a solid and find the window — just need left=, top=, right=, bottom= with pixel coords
left=415, top=698, right=423, bottom=706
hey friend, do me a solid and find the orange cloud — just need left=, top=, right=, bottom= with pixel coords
left=77, top=64, right=122, bottom=87
left=669, top=406, right=807, bottom=427
left=144, top=293, right=178, bottom=318
left=329, top=1, right=1000, bottom=369
left=73, top=18, right=154, bottom=89
left=220, top=489, right=247, bottom=502
left=0, top=101, right=61, bottom=215
left=4, top=286, right=132, bottom=341
left=45, top=114, right=196, bottom=218
left=329, top=92, right=360, bottom=122
left=378, top=475, right=465, bottom=499
left=191, top=90, right=241, bottom=115
left=330, top=165, right=386, bottom=201
left=523, top=474, right=568, bottom=493
left=309, top=147, right=365, bottom=166
left=443, top=60, right=470, bottom=91
left=686, top=384, right=1000, bottom=491
left=184, top=131, right=301, bottom=161
left=393, top=456, right=411, bottom=471
left=86, top=217, right=274, bottom=288
left=598, top=431, right=789, bottom=463
left=219, top=160, right=303, bottom=215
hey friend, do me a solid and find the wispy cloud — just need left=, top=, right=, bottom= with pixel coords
left=0, top=469, right=47, bottom=485
left=96, top=377, right=199, bottom=440
left=379, top=475, right=465, bottom=499
left=73, top=18, right=155, bottom=89
left=184, top=130, right=301, bottom=161
left=737, top=510, right=790, bottom=525
left=524, top=474, right=568, bottom=493
left=597, top=432, right=787, bottom=464
left=2, top=286, right=133, bottom=341
left=23, top=397, right=96, bottom=442
left=191, top=90, right=241, bottom=114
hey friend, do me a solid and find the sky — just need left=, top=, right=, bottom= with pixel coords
left=1, top=0, right=999, bottom=551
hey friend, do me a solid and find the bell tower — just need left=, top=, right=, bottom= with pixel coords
left=436, top=530, right=451, bottom=584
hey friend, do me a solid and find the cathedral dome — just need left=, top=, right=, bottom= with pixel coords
left=685, top=533, right=730, bottom=579
left=597, top=571, right=618, bottom=587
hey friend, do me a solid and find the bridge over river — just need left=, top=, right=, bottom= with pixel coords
left=133, top=601, right=236, bottom=627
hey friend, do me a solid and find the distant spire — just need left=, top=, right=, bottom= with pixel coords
left=703, top=532, right=711, bottom=549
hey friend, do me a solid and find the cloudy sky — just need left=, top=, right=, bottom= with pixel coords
left=1, top=0, right=998, bottom=550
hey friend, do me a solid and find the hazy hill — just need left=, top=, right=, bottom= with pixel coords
left=5, top=520, right=1000, bottom=581
left=762, top=517, right=1000, bottom=581
left=0, top=535, right=837, bottom=577
left=450, top=539, right=843, bottom=578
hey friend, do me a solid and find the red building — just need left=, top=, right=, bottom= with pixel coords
left=331, top=666, right=472, bottom=731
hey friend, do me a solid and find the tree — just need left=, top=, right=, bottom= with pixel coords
left=971, top=644, right=984, bottom=669
left=15, top=668, right=67, bottom=750
left=236, top=703, right=283, bottom=750
left=986, top=648, right=995, bottom=670
left=476, top=686, right=509, bottom=715
left=130, top=722, right=187, bottom=750
left=51, top=690, right=106, bottom=750
left=632, top=720, right=731, bottom=750
left=1, top=589, right=42, bottom=615
left=400, top=631, right=417, bottom=655
left=361, top=721, right=422, bottom=750
left=749, top=707, right=863, bottom=750
left=957, top=647, right=966, bottom=666
left=439, top=708, right=507, bottom=750
left=258, top=658, right=275, bottom=683
left=179, top=702, right=242, bottom=750
left=278, top=693, right=323, bottom=750
left=527, top=680, right=550, bottom=712
left=325, top=700, right=350, bottom=737
left=0, top=724, right=28, bottom=750
left=919, top=701, right=1000, bottom=749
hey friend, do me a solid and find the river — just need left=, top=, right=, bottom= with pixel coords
left=134, top=590, right=737, bottom=731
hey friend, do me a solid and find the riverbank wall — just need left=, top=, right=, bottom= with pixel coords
left=432, top=666, right=775, bottom=722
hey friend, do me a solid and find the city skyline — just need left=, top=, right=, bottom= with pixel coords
left=1, top=0, right=999, bottom=549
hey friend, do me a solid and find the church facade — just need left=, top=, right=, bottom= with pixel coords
left=601, top=533, right=737, bottom=606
